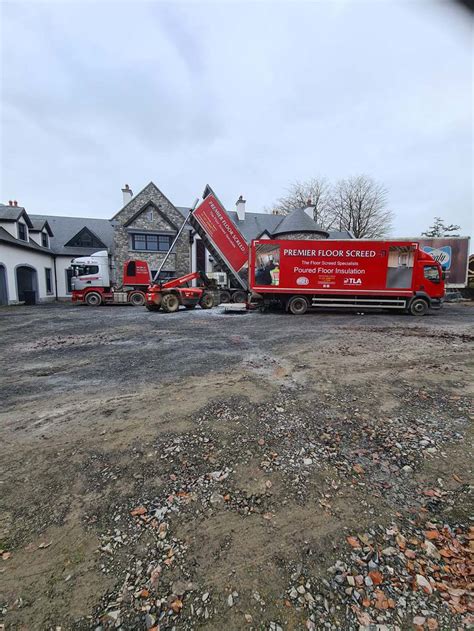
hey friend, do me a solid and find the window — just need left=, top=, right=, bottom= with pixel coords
left=66, top=269, right=73, bottom=294
left=131, top=233, right=172, bottom=251
left=42, top=232, right=49, bottom=248
left=18, top=223, right=27, bottom=241
left=126, top=261, right=136, bottom=276
left=147, top=209, right=154, bottom=221
left=72, top=265, right=99, bottom=276
left=65, top=227, right=105, bottom=249
left=424, top=265, right=440, bottom=283
left=45, top=268, right=53, bottom=294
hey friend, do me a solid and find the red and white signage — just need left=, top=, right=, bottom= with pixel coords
left=193, top=195, right=249, bottom=274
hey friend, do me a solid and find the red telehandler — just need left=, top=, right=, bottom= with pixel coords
left=145, top=271, right=216, bottom=313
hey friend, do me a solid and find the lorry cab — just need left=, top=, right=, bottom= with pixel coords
left=70, top=250, right=110, bottom=291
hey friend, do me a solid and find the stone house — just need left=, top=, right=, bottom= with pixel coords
left=110, top=182, right=191, bottom=281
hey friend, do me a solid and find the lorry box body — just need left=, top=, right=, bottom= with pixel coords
left=250, top=239, right=445, bottom=315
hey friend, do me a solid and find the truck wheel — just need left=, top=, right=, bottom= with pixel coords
left=287, top=296, right=309, bottom=315
left=232, top=290, right=247, bottom=303
left=219, top=290, right=231, bottom=303
left=129, top=291, right=145, bottom=306
left=199, top=292, right=214, bottom=309
left=409, top=298, right=429, bottom=316
left=146, top=304, right=160, bottom=312
left=161, top=293, right=180, bottom=313
left=85, top=292, right=102, bottom=306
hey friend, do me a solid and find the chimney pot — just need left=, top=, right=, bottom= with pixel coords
left=8, top=200, right=13, bottom=206
left=13, top=200, right=18, bottom=206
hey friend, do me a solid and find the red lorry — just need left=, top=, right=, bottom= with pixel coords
left=250, top=239, right=444, bottom=315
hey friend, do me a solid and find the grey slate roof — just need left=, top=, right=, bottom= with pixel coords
left=30, top=219, right=54, bottom=236
left=0, top=204, right=33, bottom=227
left=29, top=214, right=114, bottom=256
left=227, top=211, right=283, bottom=242
left=272, top=208, right=329, bottom=237
left=0, top=226, right=52, bottom=253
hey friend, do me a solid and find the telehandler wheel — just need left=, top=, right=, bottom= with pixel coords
left=232, top=290, right=247, bottom=303
left=409, top=298, right=428, bottom=316
left=146, top=304, right=161, bottom=312
left=129, top=291, right=145, bottom=306
left=161, top=293, right=180, bottom=313
left=85, top=291, right=102, bottom=306
left=199, top=292, right=214, bottom=309
left=287, top=295, right=309, bottom=315
left=219, top=290, right=231, bottom=303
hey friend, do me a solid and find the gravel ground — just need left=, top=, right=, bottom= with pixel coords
left=0, top=302, right=473, bottom=631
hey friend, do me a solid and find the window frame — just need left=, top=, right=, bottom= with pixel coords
left=131, top=233, right=173, bottom=252
left=45, top=268, right=53, bottom=294
left=18, top=222, right=27, bottom=241
left=42, top=232, right=49, bottom=248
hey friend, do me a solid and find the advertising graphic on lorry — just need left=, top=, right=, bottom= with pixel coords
left=192, top=194, right=249, bottom=276
left=250, top=239, right=445, bottom=315
left=252, top=241, right=421, bottom=292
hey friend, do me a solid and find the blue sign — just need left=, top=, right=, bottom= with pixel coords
left=422, top=245, right=452, bottom=270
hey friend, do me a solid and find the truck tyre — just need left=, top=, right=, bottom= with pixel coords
left=409, top=297, right=429, bottom=316
left=232, top=290, right=247, bottom=303
left=85, top=292, right=102, bottom=306
left=287, top=296, right=309, bottom=315
left=199, top=292, right=214, bottom=309
left=146, top=304, right=160, bottom=312
left=129, top=291, right=145, bottom=306
left=219, top=290, right=231, bottom=303
left=161, top=293, right=180, bottom=313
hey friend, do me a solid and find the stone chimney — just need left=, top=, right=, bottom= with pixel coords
left=236, top=195, right=246, bottom=221
left=122, top=184, right=133, bottom=206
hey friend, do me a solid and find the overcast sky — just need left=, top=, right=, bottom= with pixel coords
left=1, top=1, right=472, bottom=243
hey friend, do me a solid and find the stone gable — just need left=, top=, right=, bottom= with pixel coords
left=112, top=182, right=190, bottom=280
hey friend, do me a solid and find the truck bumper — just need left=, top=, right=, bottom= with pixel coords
left=430, top=298, right=443, bottom=310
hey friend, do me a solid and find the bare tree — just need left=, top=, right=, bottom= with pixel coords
left=422, top=217, right=460, bottom=237
left=330, top=176, right=393, bottom=238
left=267, top=178, right=335, bottom=229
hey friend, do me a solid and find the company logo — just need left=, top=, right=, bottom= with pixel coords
left=296, top=276, right=309, bottom=285
left=422, top=245, right=452, bottom=269
left=344, top=278, right=362, bottom=285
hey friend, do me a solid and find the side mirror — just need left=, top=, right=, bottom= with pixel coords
left=442, top=271, right=446, bottom=280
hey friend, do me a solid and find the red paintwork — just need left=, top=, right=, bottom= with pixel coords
left=250, top=239, right=444, bottom=300
left=145, top=271, right=205, bottom=307
left=122, top=260, right=151, bottom=286
left=193, top=195, right=249, bottom=274
left=72, top=259, right=151, bottom=304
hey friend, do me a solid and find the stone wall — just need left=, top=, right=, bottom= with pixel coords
left=111, top=182, right=190, bottom=281
left=276, top=231, right=328, bottom=240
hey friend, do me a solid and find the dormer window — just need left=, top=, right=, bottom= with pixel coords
left=42, top=232, right=49, bottom=248
left=18, top=223, right=27, bottom=241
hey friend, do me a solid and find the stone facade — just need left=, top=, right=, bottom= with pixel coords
left=111, top=182, right=190, bottom=280
left=276, top=232, right=328, bottom=240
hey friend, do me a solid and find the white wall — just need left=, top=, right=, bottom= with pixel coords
left=0, top=243, right=56, bottom=303
left=0, top=221, right=17, bottom=237
left=54, top=255, right=75, bottom=299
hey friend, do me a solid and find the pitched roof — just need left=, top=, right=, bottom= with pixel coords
left=0, top=226, right=53, bottom=253
left=30, top=219, right=54, bottom=236
left=272, top=207, right=329, bottom=237
left=227, top=211, right=283, bottom=242
left=0, top=204, right=33, bottom=227
left=29, top=214, right=114, bottom=256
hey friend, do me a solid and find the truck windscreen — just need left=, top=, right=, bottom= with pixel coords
left=72, top=265, right=99, bottom=276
